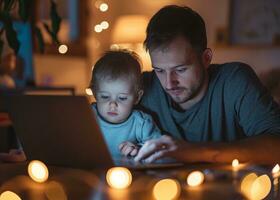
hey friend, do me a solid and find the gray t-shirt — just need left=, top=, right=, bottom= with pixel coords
left=92, top=104, right=162, bottom=157
left=139, top=62, right=280, bottom=141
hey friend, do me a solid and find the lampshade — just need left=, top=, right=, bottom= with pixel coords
left=111, top=15, right=149, bottom=44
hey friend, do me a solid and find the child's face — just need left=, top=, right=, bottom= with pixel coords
left=95, top=79, right=137, bottom=124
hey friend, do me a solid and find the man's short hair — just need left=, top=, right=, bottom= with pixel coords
left=90, top=50, right=142, bottom=94
left=144, top=5, right=207, bottom=54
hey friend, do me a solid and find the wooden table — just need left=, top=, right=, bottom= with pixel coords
left=0, top=162, right=278, bottom=200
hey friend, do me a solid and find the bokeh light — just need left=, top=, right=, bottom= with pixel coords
left=187, top=171, right=204, bottom=187
left=106, top=167, right=132, bottom=189
left=0, top=191, right=21, bottom=200
left=250, top=175, right=271, bottom=200
left=99, top=3, right=108, bottom=12
left=28, top=160, right=49, bottom=183
left=58, top=44, right=68, bottom=54
left=153, top=179, right=181, bottom=200
left=232, top=159, right=239, bottom=168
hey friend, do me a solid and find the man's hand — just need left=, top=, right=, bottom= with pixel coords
left=119, top=141, right=140, bottom=157
left=134, top=135, right=188, bottom=163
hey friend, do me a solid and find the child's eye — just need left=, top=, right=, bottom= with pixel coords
left=100, top=95, right=109, bottom=99
left=118, top=96, right=128, bottom=101
left=154, top=68, right=164, bottom=73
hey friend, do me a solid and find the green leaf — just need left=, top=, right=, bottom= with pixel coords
left=43, top=22, right=59, bottom=44
left=18, top=0, right=33, bottom=21
left=50, top=0, right=61, bottom=41
left=1, top=13, right=20, bottom=54
left=3, top=0, right=16, bottom=12
left=34, top=26, right=45, bottom=53
left=0, top=39, right=4, bottom=58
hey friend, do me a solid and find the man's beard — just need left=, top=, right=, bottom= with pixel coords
left=167, top=70, right=206, bottom=105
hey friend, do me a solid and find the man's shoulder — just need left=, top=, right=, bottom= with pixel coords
left=209, top=62, right=255, bottom=82
left=209, top=62, right=252, bottom=74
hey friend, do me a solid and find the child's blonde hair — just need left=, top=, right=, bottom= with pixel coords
left=90, top=49, right=142, bottom=94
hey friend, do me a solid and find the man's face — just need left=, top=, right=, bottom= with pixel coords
left=95, top=79, right=136, bottom=124
left=150, top=36, right=208, bottom=109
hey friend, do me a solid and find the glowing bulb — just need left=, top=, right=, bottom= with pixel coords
left=0, top=191, right=21, bottom=200
left=110, top=44, right=120, bottom=50
left=251, top=175, right=271, bottom=200
left=106, top=167, right=132, bottom=189
left=153, top=179, right=180, bottom=200
left=58, top=44, right=68, bottom=54
left=99, top=3, right=108, bottom=12
left=187, top=171, right=204, bottom=187
left=94, top=24, right=102, bottom=33
left=240, top=173, right=258, bottom=198
left=232, top=159, right=239, bottom=168
left=85, top=88, right=93, bottom=96
left=272, top=164, right=280, bottom=177
left=28, top=160, right=49, bottom=183
left=100, top=21, right=109, bottom=29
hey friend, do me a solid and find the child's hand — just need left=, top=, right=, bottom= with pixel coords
left=0, top=149, right=26, bottom=163
left=119, top=141, right=139, bottom=157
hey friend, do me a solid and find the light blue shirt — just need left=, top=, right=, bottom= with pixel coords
left=92, top=104, right=162, bottom=157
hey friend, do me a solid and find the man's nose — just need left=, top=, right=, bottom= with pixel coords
left=165, top=72, right=178, bottom=89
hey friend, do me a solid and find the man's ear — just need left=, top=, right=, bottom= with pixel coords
left=134, top=90, right=144, bottom=104
left=202, top=48, right=212, bottom=68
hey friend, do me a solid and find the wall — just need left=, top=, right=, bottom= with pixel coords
left=34, top=0, right=280, bottom=94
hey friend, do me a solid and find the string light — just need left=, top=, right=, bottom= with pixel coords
left=58, top=44, right=68, bottom=54
left=94, top=24, right=103, bottom=33
left=100, top=21, right=109, bottom=29
left=99, top=3, right=108, bottom=12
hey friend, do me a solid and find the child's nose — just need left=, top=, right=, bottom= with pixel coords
left=109, top=101, right=118, bottom=108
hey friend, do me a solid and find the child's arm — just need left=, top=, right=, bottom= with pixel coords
left=119, top=141, right=140, bottom=157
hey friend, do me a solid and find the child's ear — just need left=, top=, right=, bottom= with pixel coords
left=134, top=90, right=144, bottom=104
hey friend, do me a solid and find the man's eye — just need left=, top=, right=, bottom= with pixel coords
left=176, top=68, right=187, bottom=73
left=118, top=97, right=128, bottom=101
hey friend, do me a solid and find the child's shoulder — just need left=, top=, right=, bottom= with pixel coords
left=131, top=109, right=154, bottom=121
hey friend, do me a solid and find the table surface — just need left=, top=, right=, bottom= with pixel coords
left=0, top=162, right=278, bottom=200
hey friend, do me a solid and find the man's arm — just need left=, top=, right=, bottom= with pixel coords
left=134, top=134, right=280, bottom=164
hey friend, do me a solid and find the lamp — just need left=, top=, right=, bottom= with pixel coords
left=111, top=15, right=151, bottom=71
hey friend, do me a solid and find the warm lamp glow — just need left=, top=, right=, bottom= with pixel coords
left=28, top=160, right=49, bottom=183
left=85, top=88, right=93, bottom=96
left=101, top=21, right=109, bottom=29
left=111, top=15, right=148, bottom=44
left=240, top=173, right=271, bottom=200
left=58, top=44, right=68, bottom=54
left=106, top=167, right=132, bottom=189
left=0, top=191, right=21, bottom=200
left=99, top=3, right=108, bottom=12
left=250, top=175, right=271, bottom=200
left=241, top=173, right=258, bottom=198
left=187, top=171, right=204, bottom=187
left=272, top=164, right=280, bottom=175
left=94, top=24, right=102, bottom=33
left=153, top=179, right=180, bottom=200
left=232, top=159, right=239, bottom=168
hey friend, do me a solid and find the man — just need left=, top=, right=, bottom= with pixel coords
left=134, top=5, right=280, bottom=164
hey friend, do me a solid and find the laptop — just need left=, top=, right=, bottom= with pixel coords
left=7, top=95, right=183, bottom=170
